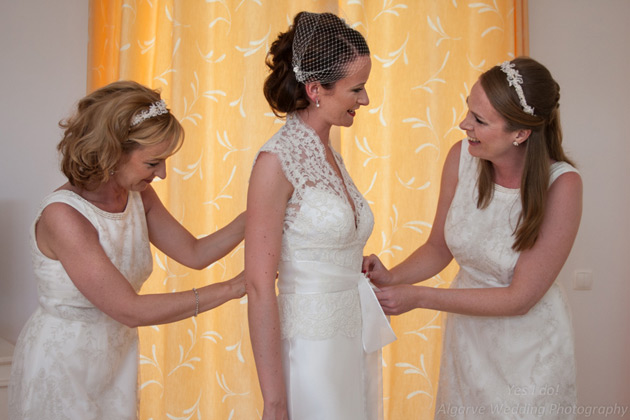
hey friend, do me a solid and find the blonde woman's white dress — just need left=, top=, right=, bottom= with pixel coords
left=9, top=190, right=152, bottom=420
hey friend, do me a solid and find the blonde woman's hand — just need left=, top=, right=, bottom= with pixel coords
left=227, top=270, right=246, bottom=300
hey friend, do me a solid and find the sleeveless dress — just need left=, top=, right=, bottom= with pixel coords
left=436, top=140, right=578, bottom=419
left=9, top=190, right=153, bottom=420
left=255, top=113, right=395, bottom=420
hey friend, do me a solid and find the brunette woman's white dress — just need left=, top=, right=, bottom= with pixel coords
left=9, top=190, right=152, bottom=420
left=436, top=140, right=578, bottom=419
left=255, top=113, right=395, bottom=420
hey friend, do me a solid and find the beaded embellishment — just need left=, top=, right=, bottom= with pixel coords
left=130, top=99, right=168, bottom=126
left=500, top=61, right=535, bottom=116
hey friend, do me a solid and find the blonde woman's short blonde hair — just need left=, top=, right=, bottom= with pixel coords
left=57, top=80, right=184, bottom=190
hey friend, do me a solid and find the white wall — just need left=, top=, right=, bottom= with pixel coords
left=1, top=1, right=628, bottom=418
left=0, top=1, right=88, bottom=341
left=529, top=0, right=630, bottom=418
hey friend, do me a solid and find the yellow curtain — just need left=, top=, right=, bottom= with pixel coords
left=88, top=1, right=525, bottom=418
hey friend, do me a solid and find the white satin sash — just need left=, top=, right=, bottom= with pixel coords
left=278, top=261, right=396, bottom=353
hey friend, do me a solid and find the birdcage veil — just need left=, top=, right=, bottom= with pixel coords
left=291, top=12, right=369, bottom=85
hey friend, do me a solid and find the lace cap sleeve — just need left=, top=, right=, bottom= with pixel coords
left=254, top=136, right=299, bottom=189
left=252, top=114, right=323, bottom=191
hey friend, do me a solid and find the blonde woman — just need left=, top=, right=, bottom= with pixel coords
left=9, top=81, right=245, bottom=420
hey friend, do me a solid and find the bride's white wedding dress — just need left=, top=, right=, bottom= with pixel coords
left=255, top=113, right=395, bottom=420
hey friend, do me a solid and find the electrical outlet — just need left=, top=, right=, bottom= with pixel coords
left=573, top=270, right=593, bottom=291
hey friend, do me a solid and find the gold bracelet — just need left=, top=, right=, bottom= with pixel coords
left=192, top=287, right=199, bottom=317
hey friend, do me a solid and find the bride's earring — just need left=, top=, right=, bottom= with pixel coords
left=513, top=141, right=519, bottom=147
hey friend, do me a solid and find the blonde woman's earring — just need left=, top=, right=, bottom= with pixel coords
left=513, top=141, right=519, bottom=147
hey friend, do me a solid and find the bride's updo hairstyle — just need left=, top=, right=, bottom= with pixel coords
left=477, top=57, right=574, bottom=251
left=263, top=11, right=369, bottom=117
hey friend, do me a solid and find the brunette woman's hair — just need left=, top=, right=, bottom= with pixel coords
left=263, top=11, right=369, bottom=117
left=478, top=57, right=574, bottom=251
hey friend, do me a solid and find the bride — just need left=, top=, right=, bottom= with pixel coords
left=245, top=11, right=395, bottom=420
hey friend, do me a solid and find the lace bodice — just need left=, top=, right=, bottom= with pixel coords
left=255, top=114, right=374, bottom=341
left=257, top=113, right=374, bottom=270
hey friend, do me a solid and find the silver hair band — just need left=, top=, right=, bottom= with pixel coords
left=500, top=61, right=535, bottom=116
left=130, top=99, right=168, bottom=127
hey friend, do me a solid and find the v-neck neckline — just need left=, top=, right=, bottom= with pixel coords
left=292, top=114, right=359, bottom=229
left=324, top=143, right=358, bottom=228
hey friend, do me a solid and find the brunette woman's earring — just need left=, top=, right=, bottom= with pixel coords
left=316, top=98, right=320, bottom=108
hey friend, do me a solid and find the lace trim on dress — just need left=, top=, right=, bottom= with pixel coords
left=278, top=289, right=362, bottom=340
left=257, top=113, right=366, bottom=232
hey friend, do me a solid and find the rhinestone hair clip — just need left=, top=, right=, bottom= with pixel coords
left=130, top=99, right=168, bottom=127
left=500, top=61, right=535, bottom=116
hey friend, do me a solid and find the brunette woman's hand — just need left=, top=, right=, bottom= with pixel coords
left=362, top=254, right=393, bottom=288
left=376, top=284, right=422, bottom=316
